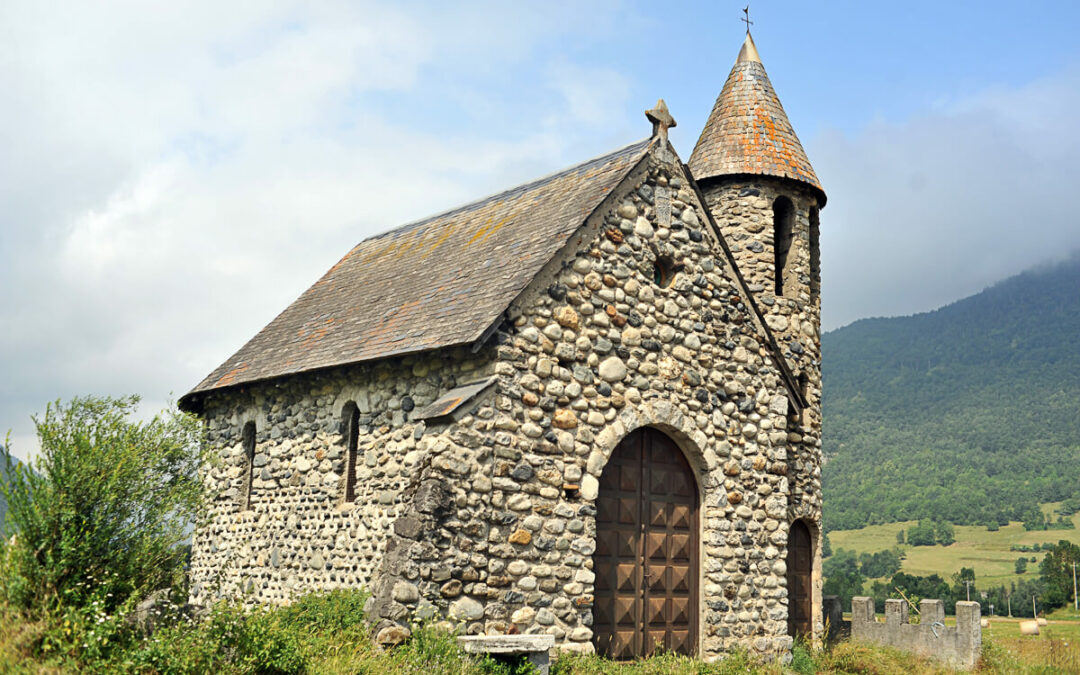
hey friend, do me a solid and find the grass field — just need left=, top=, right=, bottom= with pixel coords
left=829, top=503, right=1080, bottom=589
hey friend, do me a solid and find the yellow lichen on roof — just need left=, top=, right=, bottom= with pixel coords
left=689, top=33, right=824, bottom=201
left=183, top=139, right=653, bottom=401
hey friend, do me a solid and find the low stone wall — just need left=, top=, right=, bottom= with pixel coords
left=850, top=597, right=981, bottom=669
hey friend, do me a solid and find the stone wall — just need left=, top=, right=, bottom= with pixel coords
left=187, top=346, right=496, bottom=607
left=189, top=140, right=822, bottom=662
left=851, top=597, right=982, bottom=669
left=379, top=143, right=805, bottom=659
left=699, top=176, right=825, bottom=634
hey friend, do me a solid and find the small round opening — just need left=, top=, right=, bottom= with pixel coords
left=652, top=256, right=680, bottom=288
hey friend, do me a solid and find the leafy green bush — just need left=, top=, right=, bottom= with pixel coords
left=906, top=520, right=936, bottom=546
left=0, top=395, right=206, bottom=617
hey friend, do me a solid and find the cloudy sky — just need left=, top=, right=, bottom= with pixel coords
left=3, top=0, right=1079, bottom=458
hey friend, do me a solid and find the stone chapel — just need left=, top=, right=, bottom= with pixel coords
left=180, top=32, right=826, bottom=661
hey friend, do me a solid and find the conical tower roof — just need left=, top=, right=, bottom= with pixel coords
left=689, top=33, right=824, bottom=202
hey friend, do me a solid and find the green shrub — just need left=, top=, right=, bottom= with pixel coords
left=0, top=396, right=206, bottom=616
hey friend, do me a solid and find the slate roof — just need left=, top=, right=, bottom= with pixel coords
left=182, top=139, right=652, bottom=403
left=688, top=33, right=825, bottom=202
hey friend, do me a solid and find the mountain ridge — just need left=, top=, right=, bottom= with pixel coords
left=821, top=252, right=1080, bottom=530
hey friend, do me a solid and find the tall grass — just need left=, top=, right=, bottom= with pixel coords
left=3, top=590, right=1080, bottom=674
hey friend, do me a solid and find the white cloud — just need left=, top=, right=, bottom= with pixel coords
left=0, top=1, right=645, bottom=460
left=811, top=68, right=1080, bottom=330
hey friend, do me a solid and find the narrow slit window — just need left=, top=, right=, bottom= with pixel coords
left=789, top=373, right=810, bottom=429
left=798, top=372, right=811, bottom=427
left=242, top=422, right=256, bottom=510
left=343, top=402, right=360, bottom=503
left=773, top=196, right=795, bottom=297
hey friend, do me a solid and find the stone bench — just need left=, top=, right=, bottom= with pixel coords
left=457, top=635, right=556, bottom=674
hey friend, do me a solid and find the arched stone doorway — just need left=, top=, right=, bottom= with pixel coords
left=787, top=519, right=814, bottom=638
left=592, top=427, right=699, bottom=659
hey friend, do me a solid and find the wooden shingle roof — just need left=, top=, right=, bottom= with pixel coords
left=181, top=139, right=652, bottom=404
left=688, top=33, right=825, bottom=203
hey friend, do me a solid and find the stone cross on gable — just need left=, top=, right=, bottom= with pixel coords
left=645, top=99, right=676, bottom=142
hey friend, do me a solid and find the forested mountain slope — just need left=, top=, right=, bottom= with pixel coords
left=822, top=253, right=1080, bottom=530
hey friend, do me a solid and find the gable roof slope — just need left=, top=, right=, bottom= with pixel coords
left=181, top=139, right=652, bottom=407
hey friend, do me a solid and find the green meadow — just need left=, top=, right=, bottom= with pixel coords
left=829, top=503, right=1080, bottom=591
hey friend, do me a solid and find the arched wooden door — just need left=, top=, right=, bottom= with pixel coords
left=787, top=519, right=813, bottom=637
left=593, top=428, right=698, bottom=659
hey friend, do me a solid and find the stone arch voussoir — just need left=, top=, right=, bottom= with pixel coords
left=584, top=401, right=721, bottom=496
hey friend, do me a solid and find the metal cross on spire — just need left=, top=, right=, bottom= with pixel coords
left=741, top=5, right=753, bottom=34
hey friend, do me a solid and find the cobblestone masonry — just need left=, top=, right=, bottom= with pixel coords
left=188, top=139, right=824, bottom=662
left=699, top=174, right=825, bottom=636
left=187, top=346, right=497, bottom=606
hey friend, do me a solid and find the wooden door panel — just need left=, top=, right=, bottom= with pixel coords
left=671, top=472, right=693, bottom=498
left=594, top=599, right=611, bottom=625
left=786, top=519, right=814, bottom=638
left=671, top=597, right=690, bottom=624
left=648, top=502, right=667, bottom=527
left=593, top=428, right=698, bottom=659
left=649, top=468, right=669, bottom=494
left=645, top=531, right=667, bottom=561
left=610, top=631, right=635, bottom=660
left=670, top=564, right=691, bottom=593
left=643, top=631, right=663, bottom=656
left=669, top=629, right=690, bottom=653
left=671, top=504, right=691, bottom=529
left=646, top=568, right=666, bottom=593
left=646, top=597, right=666, bottom=625
left=616, top=563, right=637, bottom=592
left=670, top=533, right=691, bottom=560
left=597, top=498, right=617, bottom=524
left=614, top=595, right=637, bottom=624
left=595, top=529, right=616, bottom=558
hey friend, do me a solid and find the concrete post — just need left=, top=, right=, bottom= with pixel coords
left=852, top=597, right=874, bottom=624
left=885, top=598, right=908, bottom=626
left=920, top=598, right=944, bottom=626
left=955, top=600, right=982, bottom=663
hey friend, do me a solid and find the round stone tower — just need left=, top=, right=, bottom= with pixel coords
left=689, top=31, right=827, bottom=638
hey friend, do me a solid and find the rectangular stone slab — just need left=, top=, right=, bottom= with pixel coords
left=457, top=635, right=555, bottom=654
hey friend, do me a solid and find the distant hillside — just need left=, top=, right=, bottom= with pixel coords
left=822, top=253, right=1080, bottom=531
